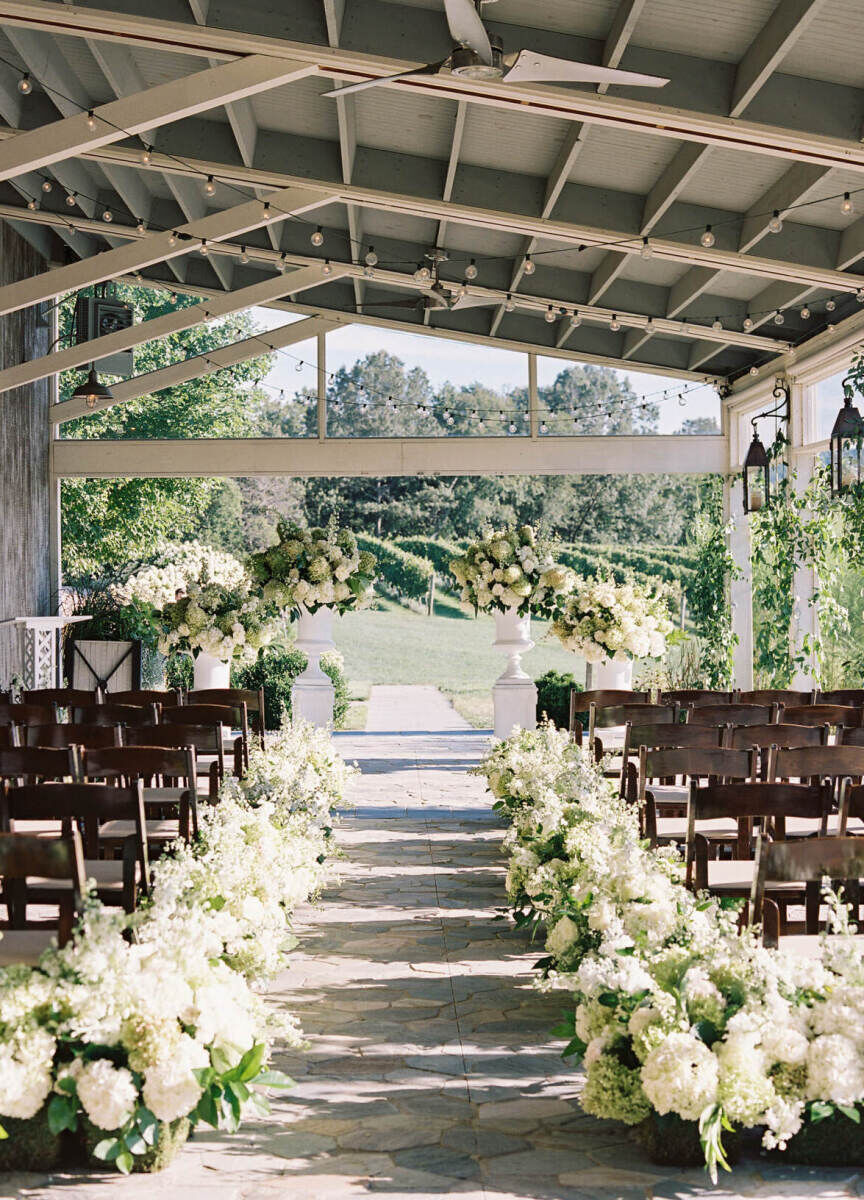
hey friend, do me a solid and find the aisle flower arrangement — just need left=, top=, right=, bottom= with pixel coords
left=478, top=726, right=864, bottom=1178
left=0, top=721, right=353, bottom=1174
left=248, top=517, right=377, bottom=615
left=449, top=525, right=574, bottom=617
left=114, top=541, right=246, bottom=608
left=551, top=575, right=674, bottom=662
left=156, top=572, right=280, bottom=666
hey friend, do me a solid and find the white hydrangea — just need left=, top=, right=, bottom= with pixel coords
left=0, top=1029, right=55, bottom=1119
left=143, top=1035, right=209, bottom=1122
left=77, top=1059, right=138, bottom=1131
left=552, top=575, right=674, bottom=664
left=641, top=1032, right=719, bottom=1121
left=450, top=525, right=573, bottom=617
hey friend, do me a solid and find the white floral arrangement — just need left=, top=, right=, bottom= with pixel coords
left=248, top=517, right=377, bottom=616
left=114, top=541, right=246, bottom=608
left=0, top=720, right=353, bottom=1173
left=156, top=572, right=280, bottom=666
left=552, top=575, right=674, bottom=663
left=478, top=726, right=864, bottom=1179
left=449, top=525, right=574, bottom=617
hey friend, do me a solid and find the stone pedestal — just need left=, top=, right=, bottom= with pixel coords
left=193, top=651, right=231, bottom=690
left=492, top=606, right=537, bottom=740
left=590, top=657, right=634, bottom=691
left=292, top=605, right=335, bottom=728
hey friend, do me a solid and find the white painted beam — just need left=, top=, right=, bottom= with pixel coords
left=0, top=183, right=330, bottom=315
left=52, top=433, right=729, bottom=478
left=738, top=162, right=828, bottom=252
left=0, top=55, right=313, bottom=182
left=731, top=0, right=830, bottom=115
left=58, top=314, right=339, bottom=421
left=0, top=264, right=341, bottom=395
left=3, top=3, right=864, bottom=173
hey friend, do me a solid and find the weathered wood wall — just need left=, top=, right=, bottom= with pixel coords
left=0, top=223, right=52, bottom=687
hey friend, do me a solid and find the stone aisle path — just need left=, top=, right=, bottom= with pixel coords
left=16, top=694, right=863, bottom=1199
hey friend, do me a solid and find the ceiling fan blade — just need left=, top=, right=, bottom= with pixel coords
left=453, top=293, right=497, bottom=309
left=443, top=0, right=493, bottom=64
left=503, top=49, right=668, bottom=88
left=357, top=298, right=423, bottom=309
left=326, top=59, right=447, bottom=98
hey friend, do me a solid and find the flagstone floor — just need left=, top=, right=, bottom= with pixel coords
left=12, top=694, right=864, bottom=1199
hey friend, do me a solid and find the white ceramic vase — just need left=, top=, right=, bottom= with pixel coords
left=589, top=656, right=634, bottom=691
left=193, top=651, right=231, bottom=690
left=291, top=605, right=335, bottom=729
left=492, top=606, right=537, bottom=740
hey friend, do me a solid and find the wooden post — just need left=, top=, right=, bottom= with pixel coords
left=427, top=573, right=436, bottom=616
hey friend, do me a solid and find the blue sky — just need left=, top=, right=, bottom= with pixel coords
left=252, top=308, right=721, bottom=435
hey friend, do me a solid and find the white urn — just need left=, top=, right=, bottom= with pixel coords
left=492, top=606, right=537, bottom=740
left=193, top=651, right=231, bottom=690
left=589, top=656, right=634, bottom=691
left=291, top=605, right=335, bottom=729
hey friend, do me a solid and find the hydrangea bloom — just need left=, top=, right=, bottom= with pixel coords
left=552, top=575, right=674, bottom=663
left=450, top=524, right=573, bottom=617
left=248, top=516, right=376, bottom=615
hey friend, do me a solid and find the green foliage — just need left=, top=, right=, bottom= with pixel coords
left=394, top=536, right=463, bottom=577
left=685, top=478, right=739, bottom=687
left=535, top=669, right=582, bottom=729
left=232, top=646, right=348, bottom=729
left=191, top=1043, right=292, bottom=1137
left=356, top=534, right=433, bottom=601
left=59, top=285, right=273, bottom=578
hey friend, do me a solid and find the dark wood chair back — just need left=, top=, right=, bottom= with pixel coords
left=81, top=745, right=197, bottom=840
left=641, top=746, right=756, bottom=792
left=106, top=689, right=182, bottom=707
left=0, top=829, right=86, bottom=944
left=783, top=704, right=861, bottom=729
left=816, top=690, right=864, bottom=707
left=842, top=727, right=864, bottom=748
left=22, top=688, right=102, bottom=708
left=0, top=745, right=78, bottom=784
left=738, top=689, right=813, bottom=707
left=0, top=726, right=20, bottom=748
left=729, top=723, right=827, bottom=750
left=0, top=702, right=57, bottom=727
left=72, top=703, right=159, bottom=727
left=589, top=703, right=676, bottom=764
left=752, top=833, right=864, bottom=943
left=839, top=782, right=864, bottom=831
left=770, top=745, right=864, bottom=787
left=621, top=721, right=724, bottom=794
left=0, top=781, right=150, bottom=894
left=164, top=702, right=246, bottom=729
left=689, top=703, right=777, bottom=727
left=661, top=690, right=735, bottom=706
left=124, top=724, right=225, bottom=795
left=186, top=688, right=265, bottom=745
left=23, top=724, right=124, bottom=750
left=569, top=688, right=649, bottom=741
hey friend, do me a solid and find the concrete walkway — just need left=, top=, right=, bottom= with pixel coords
left=15, top=693, right=863, bottom=1198
left=364, top=685, right=473, bottom=732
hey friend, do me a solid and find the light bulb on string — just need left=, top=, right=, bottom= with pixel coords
left=523, top=254, right=535, bottom=275
left=826, top=297, right=836, bottom=312
left=261, top=201, right=272, bottom=220
left=544, top=305, right=555, bottom=323
left=508, top=421, right=517, bottom=433
left=322, top=259, right=333, bottom=275
left=464, top=258, right=478, bottom=280
left=711, top=316, right=722, bottom=331
left=504, top=293, right=515, bottom=312
left=700, top=225, right=715, bottom=248
left=239, top=246, right=249, bottom=264
left=750, top=365, right=759, bottom=376
left=26, top=197, right=37, bottom=211
left=743, top=314, right=753, bottom=330
left=136, top=219, right=146, bottom=234
left=609, top=314, right=621, bottom=332
left=364, top=246, right=378, bottom=267
left=295, top=360, right=303, bottom=373
left=570, top=311, right=581, bottom=328
left=86, top=110, right=97, bottom=131
left=204, top=175, right=216, bottom=196
left=278, top=255, right=288, bottom=273
left=102, top=209, right=113, bottom=222
left=857, top=289, right=864, bottom=303
left=773, top=309, right=784, bottom=324
left=17, top=73, right=31, bottom=94
left=199, top=238, right=208, bottom=255
left=540, top=420, right=548, bottom=434
left=768, top=210, right=783, bottom=233
left=311, top=226, right=324, bottom=247
left=800, top=305, right=811, bottom=319
left=41, top=179, right=52, bottom=193
left=168, top=231, right=178, bottom=246
left=640, top=237, right=652, bottom=259
left=678, top=392, right=687, bottom=407
left=842, top=193, right=854, bottom=215
left=140, top=143, right=152, bottom=165
left=65, top=192, right=76, bottom=207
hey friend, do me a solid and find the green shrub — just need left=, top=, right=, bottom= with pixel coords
left=395, top=536, right=462, bottom=577
left=535, top=669, right=583, bottom=730
left=357, top=534, right=433, bottom=601
left=232, top=646, right=348, bottom=729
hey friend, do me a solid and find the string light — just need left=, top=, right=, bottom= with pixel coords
left=26, top=197, right=37, bottom=211
left=640, top=237, right=652, bottom=259
left=768, top=210, right=783, bottom=233
left=199, top=238, right=208, bottom=255
left=41, top=179, right=52, bottom=193
left=523, top=254, right=535, bottom=275
left=570, top=311, right=582, bottom=328
left=609, top=314, right=621, bottom=331
left=800, top=305, right=811, bottom=320
left=140, top=143, right=152, bottom=165
left=742, top=315, right=753, bottom=330
left=544, top=305, right=556, bottom=323
left=239, top=246, right=249, bottom=264
left=262, top=200, right=272, bottom=220
left=311, top=226, right=324, bottom=247
left=842, top=193, right=854, bottom=215
left=65, top=192, right=76, bottom=207
left=826, top=298, right=836, bottom=312
left=700, top=225, right=715, bottom=248
left=102, top=208, right=113, bottom=222
left=203, top=175, right=216, bottom=196
left=773, top=309, right=784, bottom=324
left=17, top=72, right=31, bottom=94
left=504, top=293, right=515, bottom=312
left=364, top=246, right=378, bottom=267
left=711, top=316, right=722, bottom=331
left=322, top=259, right=333, bottom=275
left=136, top=218, right=146, bottom=234
left=168, top=231, right=178, bottom=246
left=86, top=110, right=97, bottom=131
left=465, top=258, right=478, bottom=280
left=540, top=420, right=548, bottom=434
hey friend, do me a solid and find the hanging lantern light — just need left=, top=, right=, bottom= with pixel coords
left=742, top=424, right=770, bottom=513
left=71, top=364, right=114, bottom=409
left=830, top=381, right=864, bottom=496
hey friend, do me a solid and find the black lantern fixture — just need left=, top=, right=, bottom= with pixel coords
left=743, top=424, right=770, bottom=513
left=741, top=377, right=789, bottom=513
left=71, top=363, right=114, bottom=409
left=829, top=379, right=864, bottom=496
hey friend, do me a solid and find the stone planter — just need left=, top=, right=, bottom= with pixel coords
left=635, top=1112, right=740, bottom=1167
left=193, top=651, right=231, bottom=690
left=81, top=1115, right=191, bottom=1173
left=590, top=656, right=634, bottom=692
left=291, top=605, right=335, bottom=729
left=492, top=606, right=537, bottom=740
left=0, top=1107, right=63, bottom=1172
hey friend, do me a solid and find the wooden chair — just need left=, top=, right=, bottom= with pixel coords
left=0, top=702, right=58, bottom=727
left=661, top=690, right=735, bottom=707
left=569, top=688, right=649, bottom=743
left=686, top=781, right=833, bottom=900
left=0, top=747, right=78, bottom=837
left=106, top=689, right=182, bottom=707
left=751, top=832, right=864, bottom=951
left=842, top=727, right=864, bottom=748
left=0, top=830, right=86, bottom=966
left=589, top=702, right=676, bottom=764
left=0, top=781, right=150, bottom=912
left=689, top=703, right=778, bottom=727
left=621, top=721, right=724, bottom=799
left=186, top=687, right=266, bottom=748
left=0, top=726, right=20, bottom=748
left=836, top=780, right=864, bottom=836
left=815, top=689, right=864, bottom=707
left=22, top=688, right=102, bottom=710
left=738, top=689, right=814, bottom=707
left=730, top=721, right=828, bottom=779
left=163, top=704, right=248, bottom=774
left=23, top=724, right=124, bottom=750
left=80, top=745, right=198, bottom=845
left=71, top=702, right=160, bottom=727
left=125, top=724, right=225, bottom=797
left=782, top=704, right=861, bottom=731
left=769, top=745, right=864, bottom=833
left=638, top=746, right=757, bottom=847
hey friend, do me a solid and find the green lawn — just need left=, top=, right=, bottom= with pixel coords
left=332, top=599, right=585, bottom=728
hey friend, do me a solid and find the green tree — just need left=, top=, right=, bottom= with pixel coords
left=60, top=285, right=273, bottom=577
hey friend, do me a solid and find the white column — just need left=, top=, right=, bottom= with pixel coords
left=788, top=378, right=819, bottom=690
left=724, top=477, right=754, bottom=690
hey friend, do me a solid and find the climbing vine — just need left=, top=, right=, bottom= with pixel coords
left=686, top=478, right=739, bottom=688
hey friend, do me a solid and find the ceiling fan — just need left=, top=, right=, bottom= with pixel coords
left=351, top=250, right=495, bottom=315
left=327, top=0, right=668, bottom=98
